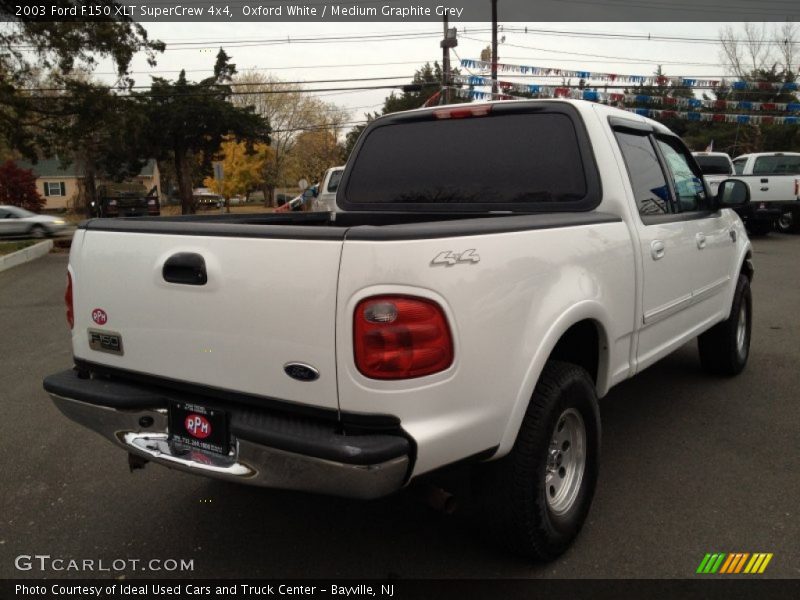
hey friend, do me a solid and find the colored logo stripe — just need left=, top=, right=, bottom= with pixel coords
left=697, top=553, right=773, bottom=574
left=744, top=553, right=774, bottom=574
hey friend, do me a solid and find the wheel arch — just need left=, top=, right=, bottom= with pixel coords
left=496, top=304, right=612, bottom=456
left=740, top=250, right=754, bottom=282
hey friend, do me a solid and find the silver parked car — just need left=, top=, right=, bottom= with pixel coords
left=0, top=205, right=68, bottom=238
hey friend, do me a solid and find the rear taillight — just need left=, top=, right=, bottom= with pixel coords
left=354, top=295, right=453, bottom=379
left=65, top=272, right=74, bottom=329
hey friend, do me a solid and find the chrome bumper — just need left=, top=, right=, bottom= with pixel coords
left=49, top=393, right=409, bottom=500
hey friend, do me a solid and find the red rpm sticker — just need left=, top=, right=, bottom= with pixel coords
left=92, top=308, right=108, bottom=325
left=185, top=414, right=212, bottom=439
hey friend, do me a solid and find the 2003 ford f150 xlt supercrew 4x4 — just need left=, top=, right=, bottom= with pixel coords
left=44, top=100, right=754, bottom=560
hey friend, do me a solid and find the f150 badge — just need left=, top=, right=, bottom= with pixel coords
left=88, top=329, right=124, bottom=355
left=431, top=249, right=481, bottom=267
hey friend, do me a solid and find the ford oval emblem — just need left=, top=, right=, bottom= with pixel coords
left=284, top=362, right=320, bottom=382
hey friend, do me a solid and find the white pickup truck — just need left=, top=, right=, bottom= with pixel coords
left=311, top=165, right=345, bottom=213
left=732, top=152, right=800, bottom=234
left=693, top=151, right=735, bottom=198
left=45, top=100, right=754, bottom=560
left=694, top=151, right=800, bottom=235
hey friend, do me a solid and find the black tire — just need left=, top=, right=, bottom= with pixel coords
left=476, top=361, right=600, bottom=560
left=698, top=274, right=752, bottom=376
left=776, top=209, right=799, bottom=234
left=746, top=220, right=772, bottom=236
left=29, top=225, right=47, bottom=239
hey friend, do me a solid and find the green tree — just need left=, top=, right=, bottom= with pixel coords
left=625, top=66, right=695, bottom=136
left=137, top=50, right=271, bottom=214
left=0, top=1, right=164, bottom=160
left=344, top=61, right=467, bottom=158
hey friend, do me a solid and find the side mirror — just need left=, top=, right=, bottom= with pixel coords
left=716, top=178, right=750, bottom=209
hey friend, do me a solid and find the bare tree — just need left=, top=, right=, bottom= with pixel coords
left=230, top=71, right=350, bottom=205
left=719, top=23, right=797, bottom=80
left=774, top=21, right=799, bottom=76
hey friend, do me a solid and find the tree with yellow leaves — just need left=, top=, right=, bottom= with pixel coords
left=204, top=137, right=271, bottom=212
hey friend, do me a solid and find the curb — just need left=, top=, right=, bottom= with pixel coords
left=0, top=240, right=54, bottom=274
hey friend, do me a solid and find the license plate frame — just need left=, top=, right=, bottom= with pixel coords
left=168, top=401, right=230, bottom=456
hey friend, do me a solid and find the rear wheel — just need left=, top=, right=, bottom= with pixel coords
left=776, top=209, right=799, bottom=234
left=476, top=361, right=600, bottom=560
left=746, top=220, right=772, bottom=236
left=698, top=274, right=751, bottom=376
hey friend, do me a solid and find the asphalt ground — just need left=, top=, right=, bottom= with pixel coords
left=1, top=236, right=798, bottom=580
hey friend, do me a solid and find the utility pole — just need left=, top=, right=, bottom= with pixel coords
left=491, top=0, right=498, bottom=97
left=442, top=15, right=449, bottom=104
left=440, top=18, right=457, bottom=104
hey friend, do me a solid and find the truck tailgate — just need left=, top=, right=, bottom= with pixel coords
left=70, top=228, right=343, bottom=411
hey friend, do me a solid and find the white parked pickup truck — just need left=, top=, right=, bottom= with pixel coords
left=693, top=151, right=735, bottom=197
left=311, top=166, right=345, bottom=213
left=45, top=100, right=754, bottom=560
left=732, top=152, right=800, bottom=234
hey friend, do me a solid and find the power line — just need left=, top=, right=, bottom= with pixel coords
left=17, top=74, right=429, bottom=93
left=500, top=26, right=798, bottom=46
left=18, top=81, right=440, bottom=100
left=92, top=59, right=441, bottom=77
left=465, top=36, right=731, bottom=68
left=7, top=29, right=463, bottom=51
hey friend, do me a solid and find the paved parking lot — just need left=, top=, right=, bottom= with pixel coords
left=1, top=236, right=798, bottom=579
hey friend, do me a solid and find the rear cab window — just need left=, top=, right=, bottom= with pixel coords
left=694, top=155, right=733, bottom=175
left=339, top=103, right=601, bottom=213
left=752, top=155, right=800, bottom=175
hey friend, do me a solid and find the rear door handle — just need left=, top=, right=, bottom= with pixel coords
left=650, top=240, right=666, bottom=260
left=163, top=253, right=207, bottom=285
left=760, top=178, right=769, bottom=183
left=696, top=232, right=707, bottom=249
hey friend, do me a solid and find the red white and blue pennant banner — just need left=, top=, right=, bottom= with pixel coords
left=454, top=75, right=800, bottom=113
left=456, top=88, right=800, bottom=125
left=459, top=59, right=800, bottom=92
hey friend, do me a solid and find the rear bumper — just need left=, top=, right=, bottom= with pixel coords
left=43, top=369, right=410, bottom=500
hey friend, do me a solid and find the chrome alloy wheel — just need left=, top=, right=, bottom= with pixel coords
left=545, top=408, right=586, bottom=515
left=736, top=302, right=748, bottom=359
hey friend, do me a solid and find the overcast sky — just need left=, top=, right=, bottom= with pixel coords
left=92, top=21, right=788, bottom=123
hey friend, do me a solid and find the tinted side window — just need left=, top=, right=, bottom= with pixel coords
left=656, top=138, right=709, bottom=212
left=733, top=159, right=746, bottom=175
left=615, top=131, right=671, bottom=216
